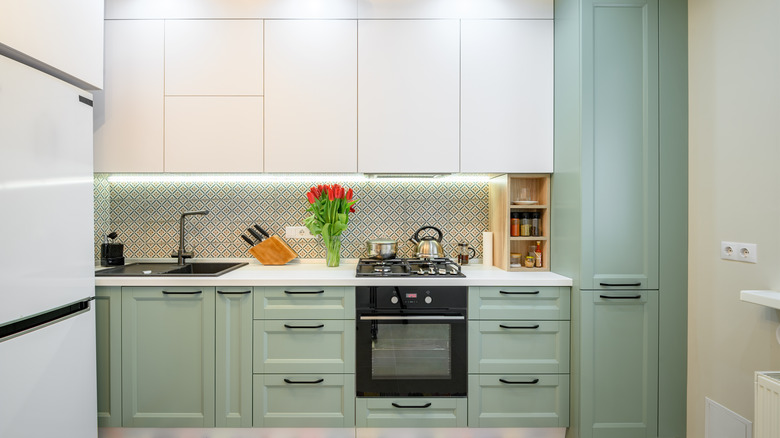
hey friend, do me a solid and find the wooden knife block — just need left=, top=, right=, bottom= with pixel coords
left=248, top=236, right=297, bottom=265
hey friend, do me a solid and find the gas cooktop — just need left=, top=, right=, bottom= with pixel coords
left=355, top=257, right=465, bottom=277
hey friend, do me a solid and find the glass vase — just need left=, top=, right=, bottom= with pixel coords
left=325, top=235, right=341, bottom=267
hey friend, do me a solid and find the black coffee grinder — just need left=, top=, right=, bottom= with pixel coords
left=100, top=231, right=125, bottom=266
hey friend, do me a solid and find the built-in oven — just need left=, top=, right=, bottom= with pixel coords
left=355, top=285, right=468, bottom=397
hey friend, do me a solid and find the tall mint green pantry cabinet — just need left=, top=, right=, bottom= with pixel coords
left=552, top=0, right=687, bottom=437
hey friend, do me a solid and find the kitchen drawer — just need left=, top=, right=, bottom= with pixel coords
left=469, top=286, right=570, bottom=320
left=468, top=374, right=569, bottom=427
left=255, top=286, right=355, bottom=320
left=252, top=374, right=355, bottom=427
left=356, top=397, right=467, bottom=428
left=253, top=320, right=355, bottom=374
left=469, top=320, right=570, bottom=374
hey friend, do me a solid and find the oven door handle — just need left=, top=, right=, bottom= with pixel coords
left=359, top=315, right=465, bottom=321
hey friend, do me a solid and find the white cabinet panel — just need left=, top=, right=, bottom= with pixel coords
left=164, top=97, right=263, bottom=172
left=165, top=20, right=263, bottom=96
left=94, top=20, right=164, bottom=172
left=358, top=0, right=553, bottom=19
left=264, top=20, right=357, bottom=172
left=358, top=20, right=460, bottom=173
left=106, top=0, right=357, bottom=19
left=461, top=20, right=553, bottom=173
left=0, top=0, right=103, bottom=88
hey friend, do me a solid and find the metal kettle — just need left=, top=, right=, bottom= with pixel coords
left=409, top=226, right=444, bottom=259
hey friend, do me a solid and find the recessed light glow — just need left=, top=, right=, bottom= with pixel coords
left=105, top=173, right=492, bottom=184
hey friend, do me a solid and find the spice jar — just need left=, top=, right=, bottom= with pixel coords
left=520, top=213, right=531, bottom=237
left=510, top=253, right=523, bottom=267
left=531, top=212, right=540, bottom=236
left=510, top=212, right=521, bottom=237
left=524, top=255, right=536, bottom=268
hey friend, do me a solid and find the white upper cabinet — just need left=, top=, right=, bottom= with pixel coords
left=94, top=20, right=164, bottom=172
left=357, top=20, right=460, bottom=174
left=461, top=20, right=554, bottom=173
left=106, top=0, right=358, bottom=19
left=358, top=0, right=553, bottom=19
left=264, top=20, right=357, bottom=173
left=164, top=96, right=264, bottom=172
left=165, top=20, right=263, bottom=96
left=0, top=0, right=103, bottom=88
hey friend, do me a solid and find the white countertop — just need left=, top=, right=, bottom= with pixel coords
left=740, top=290, right=780, bottom=310
left=95, top=261, right=572, bottom=287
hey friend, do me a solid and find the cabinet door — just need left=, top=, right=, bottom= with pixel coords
left=356, top=397, right=467, bottom=427
left=581, top=0, right=659, bottom=290
left=580, top=290, right=659, bottom=438
left=468, top=374, right=569, bottom=427
left=253, top=374, right=355, bottom=427
left=94, top=20, right=164, bottom=172
left=165, top=19, right=263, bottom=96
left=461, top=19, right=553, bottom=173
left=468, top=286, right=570, bottom=321
left=164, top=96, right=263, bottom=172
left=215, top=288, right=253, bottom=427
left=95, top=287, right=121, bottom=427
left=256, top=286, right=354, bottom=320
left=357, top=20, right=460, bottom=173
left=264, top=20, right=357, bottom=172
left=469, top=320, right=570, bottom=374
left=121, top=287, right=216, bottom=427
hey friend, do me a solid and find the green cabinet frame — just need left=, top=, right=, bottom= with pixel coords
left=96, top=287, right=122, bottom=427
left=215, top=287, right=253, bottom=427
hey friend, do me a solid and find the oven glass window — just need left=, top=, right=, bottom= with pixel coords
left=371, top=323, right=451, bottom=379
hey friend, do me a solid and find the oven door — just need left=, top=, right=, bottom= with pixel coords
left=356, top=314, right=467, bottom=397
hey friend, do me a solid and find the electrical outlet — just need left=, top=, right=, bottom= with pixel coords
left=285, top=226, right=314, bottom=239
left=721, top=241, right=758, bottom=263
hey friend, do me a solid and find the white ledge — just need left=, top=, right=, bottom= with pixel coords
left=740, top=290, right=780, bottom=310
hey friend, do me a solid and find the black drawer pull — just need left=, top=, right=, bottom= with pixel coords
left=599, top=294, right=642, bottom=300
left=500, top=378, right=540, bottom=385
left=284, top=378, right=324, bottom=385
left=392, top=402, right=432, bottom=409
left=162, top=290, right=202, bottom=295
left=284, top=290, right=325, bottom=295
left=499, top=290, right=540, bottom=295
left=500, top=324, right=540, bottom=329
left=217, top=290, right=251, bottom=295
left=599, top=282, right=641, bottom=287
left=284, top=323, right=325, bottom=329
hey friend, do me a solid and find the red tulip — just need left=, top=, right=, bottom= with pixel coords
left=349, top=205, right=356, bottom=213
left=328, top=188, right=335, bottom=201
left=306, top=192, right=316, bottom=204
left=346, top=188, right=353, bottom=201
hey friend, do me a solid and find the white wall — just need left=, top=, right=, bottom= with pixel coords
left=688, top=0, right=780, bottom=437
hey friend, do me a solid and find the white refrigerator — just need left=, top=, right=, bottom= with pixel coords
left=0, top=55, right=97, bottom=437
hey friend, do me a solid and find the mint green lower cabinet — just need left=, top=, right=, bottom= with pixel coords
left=255, top=286, right=355, bottom=320
left=580, top=290, right=659, bottom=438
left=253, top=374, right=355, bottom=427
left=96, top=287, right=122, bottom=427
left=121, top=286, right=216, bottom=427
left=356, top=397, right=467, bottom=427
left=469, top=320, right=570, bottom=374
left=253, top=319, right=355, bottom=374
left=469, top=287, right=570, bottom=320
left=215, top=288, right=253, bottom=427
left=468, top=374, right=569, bottom=427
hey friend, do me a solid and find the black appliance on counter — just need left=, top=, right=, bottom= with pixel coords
left=355, top=257, right=465, bottom=277
left=355, top=285, right=468, bottom=397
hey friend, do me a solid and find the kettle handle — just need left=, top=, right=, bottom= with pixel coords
left=413, top=226, right=443, bottom=243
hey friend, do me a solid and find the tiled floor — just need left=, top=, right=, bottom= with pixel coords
left=98, top=428, right=566, bottom=438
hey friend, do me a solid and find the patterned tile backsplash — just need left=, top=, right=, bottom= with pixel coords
left=94, top=174, right=490, bottom=262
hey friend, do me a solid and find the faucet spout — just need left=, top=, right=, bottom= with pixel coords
left=176, top=210, right=209, bottom=265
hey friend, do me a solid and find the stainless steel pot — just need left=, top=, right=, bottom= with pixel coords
left=366, top=239, right=398, bottom=259
left=409, top=226, right=444, bottom=259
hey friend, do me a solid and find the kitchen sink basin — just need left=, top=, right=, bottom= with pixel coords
left=96, top=262, right=247, bottom=277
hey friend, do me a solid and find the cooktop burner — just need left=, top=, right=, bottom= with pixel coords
left=356, top=257, right=465, bottom=277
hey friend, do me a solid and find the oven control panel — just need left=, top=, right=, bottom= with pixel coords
left=390, top=290, right=431, bottom=305
left=356, top=286, right=467, bottom=310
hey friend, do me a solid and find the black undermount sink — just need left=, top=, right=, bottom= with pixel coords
left=96, top=262, right=247, bottom=277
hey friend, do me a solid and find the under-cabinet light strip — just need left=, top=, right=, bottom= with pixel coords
left=105, top=174, right=491, bottom=183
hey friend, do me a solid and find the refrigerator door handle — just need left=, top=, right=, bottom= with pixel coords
left=0, top=298, right=94, bottom=342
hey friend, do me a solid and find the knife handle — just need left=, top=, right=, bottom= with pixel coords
left=253, top=224, right=270, bottom=238
left=247, top=228, right=265, bottom=242
left=240, top=234, right=255, bottom=246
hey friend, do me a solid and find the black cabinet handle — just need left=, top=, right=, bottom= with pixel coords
left=217, top=290, right=251, bottom=295
left=284, top=290, right=325, bottom=295
left=392, top=402, right=432, bottom=409
left=284, top=378, right=324, bottom=384
left=599, top=295, right=642, bottom=300
left=499, top=324, right=540, bottom=329
left=499, top=378, right=540, bottom=385
left=162, top=290, right=202, bottom=295
left=599, top=282, right=641, bottom=287
left=284, top=323, right=325, bottom=329
left=499, top=290, right=540, bottom=295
